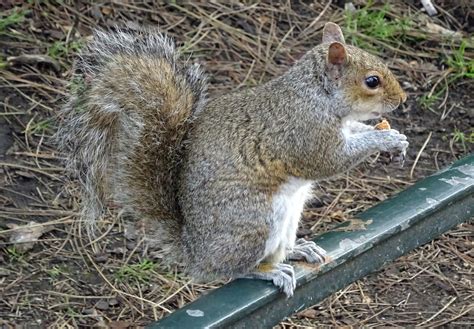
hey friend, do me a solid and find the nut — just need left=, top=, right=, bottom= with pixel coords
left=374, top=118, right=391, bottom=130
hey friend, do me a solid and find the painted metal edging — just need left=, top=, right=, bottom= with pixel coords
left=149, top=155, right=474, bottom=329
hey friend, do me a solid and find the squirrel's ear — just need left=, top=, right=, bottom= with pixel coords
left=327, top=42, right=347, bottom=65
left=322, top=22, right=345, bottom=44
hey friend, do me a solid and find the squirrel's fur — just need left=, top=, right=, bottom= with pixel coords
left=58, top=23, right=407, bottom=296
left=57, top=27, right=207, bottom=260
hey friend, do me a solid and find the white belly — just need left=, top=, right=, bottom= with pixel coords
left=264, top=177, right=313, bottom=260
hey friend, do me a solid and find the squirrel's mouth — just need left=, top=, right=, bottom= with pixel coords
left=371, top=111, right=382, bottom=118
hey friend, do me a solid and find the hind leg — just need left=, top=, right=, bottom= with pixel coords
left=283, top=202, right=327, bottom=264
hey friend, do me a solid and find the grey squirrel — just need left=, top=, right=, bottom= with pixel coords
left=57, top=22, right=408, bottom=297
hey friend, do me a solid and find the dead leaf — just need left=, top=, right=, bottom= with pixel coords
left=101, top=6, right=113, bottom=15
left=257, top=15, right=270, bottom=25
left=425, top=22, right=463, bottom=38
left=297, top=308, right=318, bottom=319
left=333, top=218, right=373, bottom=232
left=362, top=295, right=372, bottom=304
left=7, top=221, right=52, bottom=252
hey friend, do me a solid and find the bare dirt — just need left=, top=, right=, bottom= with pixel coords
left=0, top=1, right=472, bottom=328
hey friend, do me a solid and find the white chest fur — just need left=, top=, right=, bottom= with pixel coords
left=263, top=177, right=313, bottom=261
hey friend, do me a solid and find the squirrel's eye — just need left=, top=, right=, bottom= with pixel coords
left=365, top=76, right=380, bottom=89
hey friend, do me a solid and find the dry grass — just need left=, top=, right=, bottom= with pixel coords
left=0, top=1, right=472, bottom=327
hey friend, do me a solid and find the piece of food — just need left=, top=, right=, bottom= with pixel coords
left=374, top=118, right=391, bottom=130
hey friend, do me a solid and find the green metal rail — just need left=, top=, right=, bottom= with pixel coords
left=149, top=155, right=474, bottom=328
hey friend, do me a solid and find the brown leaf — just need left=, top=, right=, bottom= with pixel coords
left=425, top=22, right=463, bottom=38
left=7, top=221, right=51, bottom=252
left=101, top=6, right=113, bottom=15
left=333, top=218, right=373, bottom=232
left=297, top=308, right=318, bottom=319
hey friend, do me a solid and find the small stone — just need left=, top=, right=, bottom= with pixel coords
left=108, top=298, right=120, bottom=307
left=110, top=247, right=126, bottom=255
left=411, top=126, right=427, bottom=133
left=94, top=253, right=108, bottom=263
left=95, top=300, right=109, bottom=311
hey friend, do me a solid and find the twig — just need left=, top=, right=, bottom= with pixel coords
left=410, top=132, right=433, bottom=179
left=301, top=0, right=332, bottom=36
left=417, top=297, right=457, bottom=325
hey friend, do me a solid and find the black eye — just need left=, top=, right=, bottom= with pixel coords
left=365, top=76, right=380, bottom=89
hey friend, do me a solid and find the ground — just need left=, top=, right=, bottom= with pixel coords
left=0, top=1, right=472, bottom=328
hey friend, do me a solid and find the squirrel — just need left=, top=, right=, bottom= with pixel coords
left=57, top=22, right=408, bottom=297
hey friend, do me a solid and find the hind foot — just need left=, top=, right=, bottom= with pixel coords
left=287, top=238, right=327, bottom=264
left=240, top=263, right=296, bottom=297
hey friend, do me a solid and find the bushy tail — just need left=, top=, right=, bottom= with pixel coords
left=56, top=27, right=207, bottom=258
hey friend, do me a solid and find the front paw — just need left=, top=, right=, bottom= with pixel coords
left=374, top=129, right=409, bottom=154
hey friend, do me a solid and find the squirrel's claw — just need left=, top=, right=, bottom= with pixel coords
left=287, top=238, right=328, bottom=264
left=392, top=149, right=406, bottom=168
left=240, top=263, right=296, bottom=298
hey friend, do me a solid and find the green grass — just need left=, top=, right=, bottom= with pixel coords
left=115, top=259, right=156, bottom=283
left=452, top=129, right=474, bottom=152
left=418, top=93, right=441, bottom=111
left=0, top=8, right=29, bottom=32
left=27, top=118, right=53, bottom=134
left=66, top=307, right=79, bottom=317
left=0, top=57, right=6, bottom=70
left=48, top=40, right=83, bottom=59
left=419, top=39, right=473, bottom=111
left=46, top=265, right=67, bottom=279
left=0, top=9, right=28, bottom=68
left=344, top=1, right=412, bottom=50
left=445, top=39, right=474, bottom=79
left=6, top=246, right=25, bottom=262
